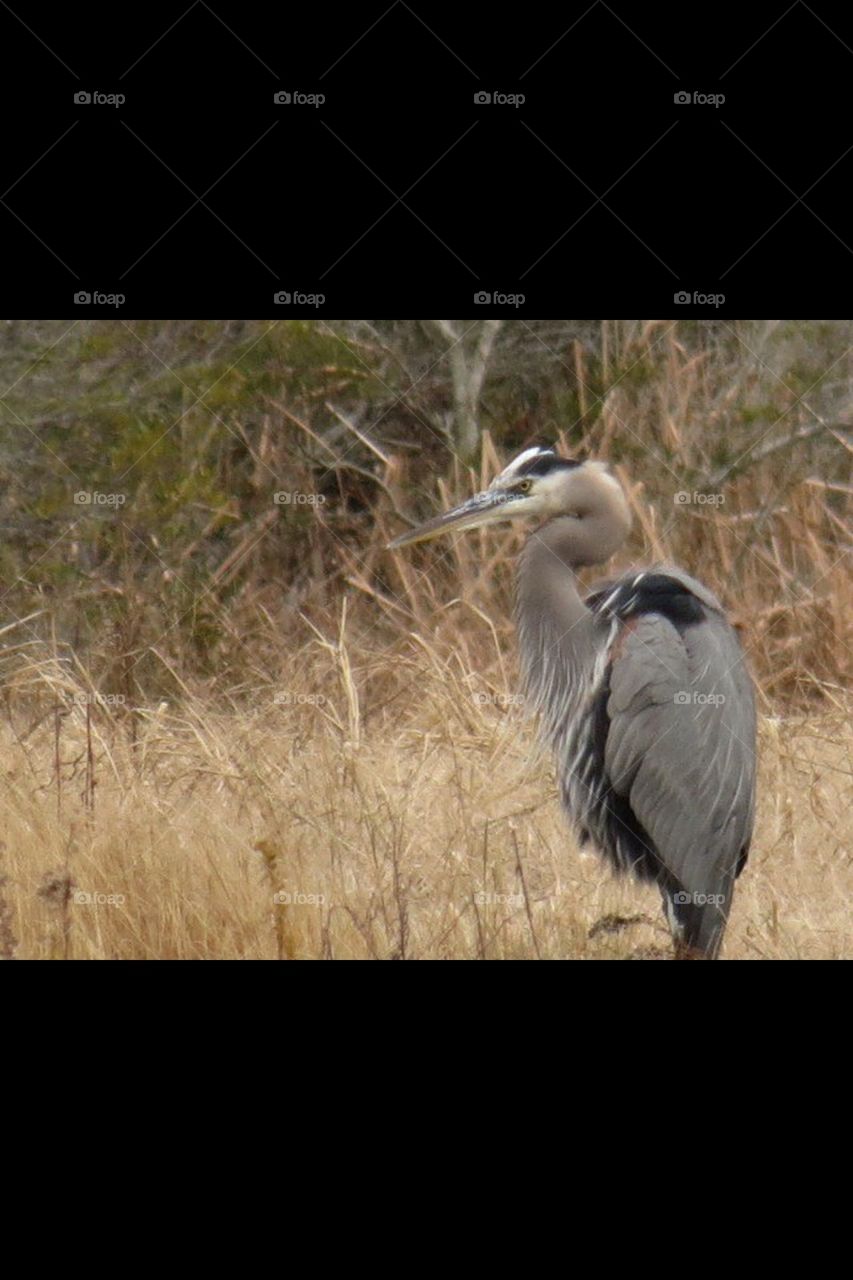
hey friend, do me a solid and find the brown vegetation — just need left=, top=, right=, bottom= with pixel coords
left=1, top=319, right=850, bottom=958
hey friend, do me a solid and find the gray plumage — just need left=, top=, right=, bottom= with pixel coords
left=389, top=447, right=757, bottom=959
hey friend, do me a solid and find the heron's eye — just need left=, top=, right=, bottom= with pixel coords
left=516, top=479, right=532, bottom=494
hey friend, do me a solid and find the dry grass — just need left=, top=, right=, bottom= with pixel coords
left=2, top=318, right=851, bottom=959
left=1, top=623, right=849, bottom=960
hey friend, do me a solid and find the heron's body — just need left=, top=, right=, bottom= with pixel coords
left=518, top=533, right=755, bottom=957
left=389, top=447, right=757, bottom=959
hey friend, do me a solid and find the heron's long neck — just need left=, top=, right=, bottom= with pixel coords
left=515, top=519, right=598, bottom=738
left=517, top=518, right=590, bottom=633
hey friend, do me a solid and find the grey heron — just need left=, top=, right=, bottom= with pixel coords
left=388, top=447, right=757, bottom=959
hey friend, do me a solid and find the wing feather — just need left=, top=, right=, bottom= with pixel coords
left=604, top=611, right=756, bottom=896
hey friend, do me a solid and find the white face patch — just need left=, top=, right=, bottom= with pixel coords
left=483, top=452, right=626, bottom=536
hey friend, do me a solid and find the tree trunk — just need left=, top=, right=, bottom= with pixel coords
left=427, top=320, right=503, bottom=462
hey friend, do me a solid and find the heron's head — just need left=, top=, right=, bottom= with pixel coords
left=388, top=447, right=631, bottom=556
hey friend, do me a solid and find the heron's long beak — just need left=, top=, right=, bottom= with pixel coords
left=387, top=489, right=516, bottom=549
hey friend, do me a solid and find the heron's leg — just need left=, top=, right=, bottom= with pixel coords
left=660, top=879, right=728, bottom=959
left=672, top=939, right=710, bottom=961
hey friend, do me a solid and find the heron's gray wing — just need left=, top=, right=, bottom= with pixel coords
left=604, top=610, right=756, bottom=898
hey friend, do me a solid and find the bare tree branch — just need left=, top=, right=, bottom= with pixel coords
left=706, top=418, right=852, bottom=486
